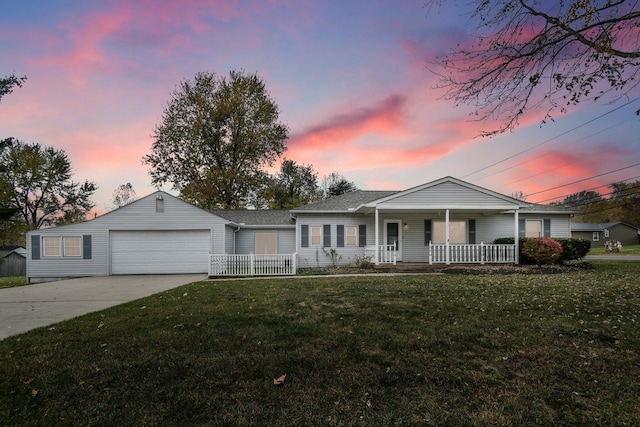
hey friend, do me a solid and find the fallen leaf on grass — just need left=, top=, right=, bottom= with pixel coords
left=31, top=389, right=38, bottom=397
left=273, top=374, right=286, bottom=385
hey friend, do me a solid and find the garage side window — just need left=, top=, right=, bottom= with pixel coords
left=42, top=236, right=83, bottom=257
left=64, top=237, right=82, bottom=257
left=43, top=237, right=61, bottom=257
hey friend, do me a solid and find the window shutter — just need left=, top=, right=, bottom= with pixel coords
left=301, top=225, right=309, bottom=248
left=519, top=219, right=526, bottom=238
left=543, top=219, right=551, bottom=237
left=83, top=235, right=92, bottom=259
left=31, top=235, right=40, bottom=260
left=358, top=224, right=367, bottom=247
left=323, top=224, right=331, bottom=248
left=337, top=225, right=345, bottom=247
left=424, top=220, right=432, bottom=246
left=468, top=219, right=476, bottom=244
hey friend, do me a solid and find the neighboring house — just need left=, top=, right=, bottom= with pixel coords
left=571, top=222, right=640, bottom=246
left=26, top=176, right=577, bottom=281
left=0, top=246, right=26, bottom=277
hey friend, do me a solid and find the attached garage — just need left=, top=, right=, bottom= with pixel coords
left=110, top=230, right=211, bottom=275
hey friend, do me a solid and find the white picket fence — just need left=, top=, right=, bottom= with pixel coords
left=365, top=244, right=398, bottom=265
left=209, top=253, right=297, bottom=277
left=429, top=242, right=516, bottom=264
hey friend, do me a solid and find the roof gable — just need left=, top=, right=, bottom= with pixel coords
left=369, top=176, right=522, bottom=210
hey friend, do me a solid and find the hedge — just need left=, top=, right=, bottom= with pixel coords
left=493, top=237, right=591, bottom=264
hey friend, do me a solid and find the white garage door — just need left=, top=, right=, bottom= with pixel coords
left=111, top=230, right=210, bottom=275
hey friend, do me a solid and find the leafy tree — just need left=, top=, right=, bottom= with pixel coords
left=607, top=179, right=640, bottom=225
left=561, top=190, right=604, bottom=208
left=0, top=73, right=26, bottom=103
left=110, top=182, right=137, bottom=210
left=425, top=1, right=640, bottom=136
left=321, top=172, right=358, bottom=199
left=263, top=159, right=323, bottom=209
left=143, top=70, right=289, bottom=209
left=0, top=139, right=97, bottom=228
left=565, top=182, right=640, bottom=226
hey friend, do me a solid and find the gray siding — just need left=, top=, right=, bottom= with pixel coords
left=224, top=225, right=235, bottom=253
left=296, top=213, right=372, bottom=268
left=234, top=228, right=296, bottom=255
left=379, top=181, right=517, bottom=208
left=26, top=192, right=229, bottom=280
left=519, top=213, right=572, bottom=238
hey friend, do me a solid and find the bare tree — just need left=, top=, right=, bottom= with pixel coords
left=425, top=1, right=640, bottom=136
left=110, top=183, right=137, bottom=210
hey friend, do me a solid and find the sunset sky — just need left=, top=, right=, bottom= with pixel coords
left=1, top=0, right=639, bottom=215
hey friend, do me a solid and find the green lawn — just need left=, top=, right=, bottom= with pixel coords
left=1, top=262, right=640, bottom=425
left=588, top=243, right=640, bottom=256
left=0, top=276, right=27, bottom=289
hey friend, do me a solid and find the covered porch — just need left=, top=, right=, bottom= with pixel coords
left=363, top=205, right=521, bottom=266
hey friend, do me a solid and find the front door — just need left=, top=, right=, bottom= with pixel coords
left=384, top=220, right=402, bottom=261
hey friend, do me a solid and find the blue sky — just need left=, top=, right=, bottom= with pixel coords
left=1, top=0, right=639, bottom=213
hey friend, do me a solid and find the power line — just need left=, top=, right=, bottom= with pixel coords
left=462, top=97, right=640, bottom=179
left=478, top=120, right=628, bottom=182
left=534, top=175, right=640, bottom=204
left=524, top=162, right=640, bottom=198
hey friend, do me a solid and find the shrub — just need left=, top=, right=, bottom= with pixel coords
left=521, top=238, right=563, bottom=265
left=553, top=238, right=591, bottom=263
left=494, top=237, right=589, bottom=264
left=349, top=255, right=374, bottom=269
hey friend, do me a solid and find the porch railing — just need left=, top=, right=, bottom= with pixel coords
left=209, top=253, right=297, bottom=277
left=429, top=242, right=516, bottom=264
left=365, top=244, right=397, bottom=265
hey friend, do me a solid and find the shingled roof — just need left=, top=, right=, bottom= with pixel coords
left=290, top=190, right=398, bottom=212
left=210, top=209, right=295, bottom=226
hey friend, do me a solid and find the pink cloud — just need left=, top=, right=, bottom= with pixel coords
left=288, top=94, right=407, bottom=152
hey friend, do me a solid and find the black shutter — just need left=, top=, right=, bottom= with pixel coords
left=424, top=220, right=432, bottom=246
left=543, top=219, right=551, bottom=237
left=337, top=225, right=345, bottom=247
left=468, top=219, right=476, bottom=244
left=519, top=219, right=526, bottom=238
left=323, top=224, right=331, bottom=248
left=31, top=235, right=40, bottom=260
left=301, top=225, right=309, bottom=248
left=83, top=235, right=92, bottom=259
left=358, top=224, right=366, bottom=247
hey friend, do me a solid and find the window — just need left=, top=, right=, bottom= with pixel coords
left=63, top=237, right=82, bottom=257
left=593, top=232, right=600, bottom=242
left=43, top=237, right=61, bottom=257
left=310, top=226, right=322, bottom=246
left=346, top=226, right=357, bottom=246
left=525, top=220, right=543, bottom=238
left=42, top=236, right=83, bottom=257
left=432, top=220, right=467, bottom=244
left=255, top=232, right=277, bottom=255
left=604, top=229, right=609, bottom=238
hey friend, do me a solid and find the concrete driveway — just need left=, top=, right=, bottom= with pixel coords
left=0, top=274, right=206, bottom=340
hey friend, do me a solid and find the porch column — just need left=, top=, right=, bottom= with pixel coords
left=375, top=208, right=379, bottom=265
left=514, top=210, right=519, bottom=264
left=445, top=208, right=450, bottom=265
